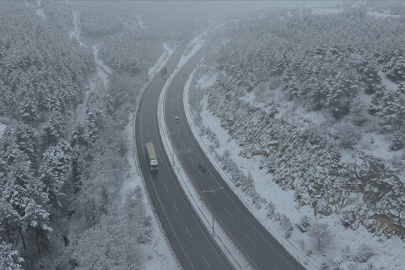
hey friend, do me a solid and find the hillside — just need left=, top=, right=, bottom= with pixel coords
left=187, top=4, right=405, bottom=269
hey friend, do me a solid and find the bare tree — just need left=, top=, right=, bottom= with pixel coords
left=309, top=222, right=332, bottom=252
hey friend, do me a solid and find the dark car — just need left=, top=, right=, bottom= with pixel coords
left=198, top=163, right=207, bottom=171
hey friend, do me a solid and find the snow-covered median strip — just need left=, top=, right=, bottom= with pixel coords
left=157, top=32, right=253, bottom=270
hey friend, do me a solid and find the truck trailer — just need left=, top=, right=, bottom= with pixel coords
left=145, top=142, right=158, bottom=173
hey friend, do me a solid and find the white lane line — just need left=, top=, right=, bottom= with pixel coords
left=202, top=255, right=212, bottom=269
left=173, top=202, right=179, bottom=212
left=147, top=130, right=150, bottom=135
left=182, top=142, right=186, bottom=148
left=189, top=155, right=194, bottom=162
left=198, top=170, right=203, bottom=177
left=274, top=266, right=279, bottom=270
left=245, top=233, right=257, bottom=247
left=164, top=183, right=168, bottom=192
left=224, top=207, right=234, bottom=219
left=185, top=225, right=192, bottom=238
left=208, top=186, right=216, bottom=197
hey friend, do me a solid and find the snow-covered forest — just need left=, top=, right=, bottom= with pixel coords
left=187, top=3, right=405, bottom=269
left=0, top=0, right=193, bottom=268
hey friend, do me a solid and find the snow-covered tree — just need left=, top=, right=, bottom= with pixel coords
left=1, top=149, right=50, bottom=251
left=0, top=241, right=24, bottom=270
left=309, top=222, right=332, bottom=252
left=19, top=96, right=37, bottom=123
left=40, top=140, right=72, bottom=206
left=41, top=111, right=66, bottom=149
left=390, top=131, right=404, bottom=151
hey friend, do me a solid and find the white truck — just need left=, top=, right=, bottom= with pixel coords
left=145, top=142, right=158, bottom=173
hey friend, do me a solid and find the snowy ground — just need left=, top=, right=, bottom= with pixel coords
left=184, top=69, right=405, bottom=269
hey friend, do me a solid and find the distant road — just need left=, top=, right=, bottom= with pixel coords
left=163, top=34, right=307, bottom=270
left=135, top=36, right=233, bottom=269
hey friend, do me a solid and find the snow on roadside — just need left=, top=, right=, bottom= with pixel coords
left=125, top=118, right=178, bottom=270
left=148, top=43, right=174, bottom=77
left=185, top=70, right=405, bottom=269
left=122, top=40, right=179, bottom=269
left=178, top=30, right=207, bottom=67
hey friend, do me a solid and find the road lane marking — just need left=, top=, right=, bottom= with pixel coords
left=274, top=266, right=279, bottom=270
left=173, top=202, right=179, bottom=212
left=185, top=225, right=192, bottom=237
left=164, top=183, right=168, bottom=192
left=245, top=233, right=257, bottom=247
left=147, top=130, right=150, bottom=135
left=198, top=170, right=203, bottom=177
left=182, top=142, right=186, bottom=148
left=208, top=186, right=216, bottom=197
left=224, top=207, right=234, bottom=219
left=202, top=255, right=212, bottom=269
left=189, top=155, right=194, bottom=162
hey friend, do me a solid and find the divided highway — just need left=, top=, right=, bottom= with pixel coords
left=135, top=37, right=233, bottom=269
left=164, top=40, right=307, bottom=269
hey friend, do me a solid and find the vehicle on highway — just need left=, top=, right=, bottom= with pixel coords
left=145, top=142, right=158, bottom=173
left=175, top=116, right=179, bottom=122
left=198, top=163, right=207, bottom=171
left=161, top=66, right=167, bottom=77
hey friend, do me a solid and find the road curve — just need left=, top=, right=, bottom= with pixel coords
left=164, top=37, right=307, bottom=270
left=135, top=36, right=233, bottom=270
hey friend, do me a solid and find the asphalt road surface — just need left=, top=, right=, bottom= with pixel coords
left=135, top=35, right=233, bottom=270
left=164, top=37, right=307, bottom=270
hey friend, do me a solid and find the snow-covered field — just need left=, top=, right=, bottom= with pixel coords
left=185, top=69, right=405, bottom=269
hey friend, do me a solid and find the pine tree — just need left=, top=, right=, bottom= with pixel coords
left=41, top=111, right=66, bottom=149
left=19, top=96, right=38, bottom=123
left=40, top=140, right=72, bottom=206
left=1, top=149, right=50, bottom=251
left=390, top=131, right=404, bottom=151
left=0, top=241, right=24, bottom=269
left=13, top=124, right=38, bottom=168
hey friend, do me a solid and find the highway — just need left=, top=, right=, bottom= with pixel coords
left=163, top=38, right=307, bottom=270
left=135, top=37, right=233, bottom=269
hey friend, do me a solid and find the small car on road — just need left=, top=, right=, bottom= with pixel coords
left=198, top=163, right=207, bottom=171
left=175, top=116, right=179, bottom=122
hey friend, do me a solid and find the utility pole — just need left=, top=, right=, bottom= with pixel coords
left=203, top=186, right=223, bottom=236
